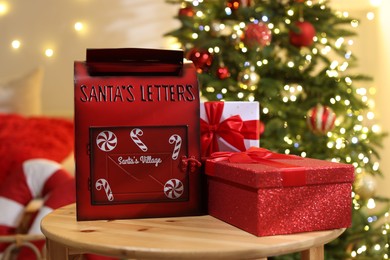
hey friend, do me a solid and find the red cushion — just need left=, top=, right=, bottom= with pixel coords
left=0, top=113, right=74, bottom=181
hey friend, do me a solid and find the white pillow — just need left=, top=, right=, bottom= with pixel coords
left=0, top=67, right=44, bottom=116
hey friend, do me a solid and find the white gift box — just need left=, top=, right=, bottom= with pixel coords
left=200, top=101, right=260, bottom=157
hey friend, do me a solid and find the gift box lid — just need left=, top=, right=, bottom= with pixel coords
left=205, top=148, right=355, bottom=189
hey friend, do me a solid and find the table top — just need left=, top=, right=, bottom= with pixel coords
left=41, top=203, right=345, bottom=259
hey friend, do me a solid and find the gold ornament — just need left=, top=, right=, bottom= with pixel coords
left=238, top=67, right=260, bottom=90
left=354, top=172, right=377, bottom=200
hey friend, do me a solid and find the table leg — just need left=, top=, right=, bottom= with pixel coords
left=45, top=238, right=69, bottom=260
left=301, top=245, right=324, bottom=260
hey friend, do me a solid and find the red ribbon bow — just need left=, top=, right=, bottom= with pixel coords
left=207, top=147, right=307, bottom=187
left=200, top=102, right=260, bottom=157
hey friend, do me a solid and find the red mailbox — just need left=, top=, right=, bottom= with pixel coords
left=74, top=48, right=202, bottom=220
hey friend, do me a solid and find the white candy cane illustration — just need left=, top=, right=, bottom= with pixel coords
left=96, top=131, right=117, bottom=152
left=164, top=179, right=184, bottom=199
left=168, top=134, right=182, bottom=160
left=130, top=128, right=148, bottom=152
left=95, top=178, right=114, bottom=201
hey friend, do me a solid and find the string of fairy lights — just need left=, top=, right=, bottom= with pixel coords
left=0, top=1, right=86, bottom=58
left=322, top=11, right=389, bottom=257
left=177, top=1, right=381, bottom=152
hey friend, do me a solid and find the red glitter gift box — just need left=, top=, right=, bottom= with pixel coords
left=205, top=147, right=354, bottom=237
left=74, top=48, right=202, bottom=221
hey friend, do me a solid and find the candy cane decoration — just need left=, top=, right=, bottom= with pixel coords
left=95, top=178, right=114, bottom=201
left=169, top=134, right=182, bottom=160
left=96, top=131, right=117, bottom=152
left=130, top=128, right=148, bottom=152
left=164, top=179, right=184, bottom=199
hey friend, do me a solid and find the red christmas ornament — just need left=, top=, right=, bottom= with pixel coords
left=259, top=120, right=265, bottom=136
left=216, top=66, right=230, bottom=79
left=306, top=104, right=336, bottom=135
left=227, top=0, right=240, bottom=10
left=178, top=6, right=194, bottom=17
left=227, top=0, right=252, bottom=9
left=187, top=48, right=213, bottom=73
left=289, top=21, right=316, bottom=48
left=242, top=23, right=272, bottom=48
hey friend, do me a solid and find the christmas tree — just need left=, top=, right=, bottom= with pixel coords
left=165, top=0, right=389, bottom=259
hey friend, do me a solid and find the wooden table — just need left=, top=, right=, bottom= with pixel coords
left=41, top=203, right=345, bottom=260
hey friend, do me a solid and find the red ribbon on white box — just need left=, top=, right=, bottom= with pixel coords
left=200, top=101, right=260, bottom=157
